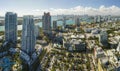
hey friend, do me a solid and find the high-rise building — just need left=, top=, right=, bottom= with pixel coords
left=42, top=12, right=51, bottom=33
left=75, top=16, right=80, bottom=27
left=107, top=15, right=112, bottom=22
left=35, top=25, right=40, bottom=38
left=94, top=15, right=101, bottom=23
left=94, top=16, right=97, bottom=23
left=63, top=16, right=66, bottom=29
left=97, top=16, right=101, bottom=23
left=53, top=21, right=57, bottom=30
left=99, top=30, right=108, bottom=47
left=21, top=15, right=36, bottom=56
left=5, top=12, right=17, bottom=45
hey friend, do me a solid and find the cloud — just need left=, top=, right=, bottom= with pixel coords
left=1, top=5, right=120, bottom=16
left=33, top=5, right=120, bottom=16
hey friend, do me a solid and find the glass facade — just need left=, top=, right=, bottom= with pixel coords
left=21, top=15, right=36, bottom=56
left=5, top=12, right=17, bottom=45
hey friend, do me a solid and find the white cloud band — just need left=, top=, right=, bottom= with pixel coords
left=33, top=5, right=120, bottom=16
left=1, top=5, right=120, bottom=16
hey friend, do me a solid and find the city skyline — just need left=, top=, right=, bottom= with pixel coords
left=0, top=0, right=120, bottom=71
left=0, top=0, right=120, bottom=16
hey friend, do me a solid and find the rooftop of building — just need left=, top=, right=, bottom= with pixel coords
left=6, top=12, right=17, bottom=15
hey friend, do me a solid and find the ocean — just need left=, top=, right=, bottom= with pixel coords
left=0, top=18, right=75, bottom=31
left=0, top=16, right=94, bottom=31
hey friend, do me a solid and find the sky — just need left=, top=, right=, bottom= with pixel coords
left=0, top=0, right=120, bottom=16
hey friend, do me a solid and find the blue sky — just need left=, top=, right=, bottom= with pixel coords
left=0, top=0, right=120, bottom=16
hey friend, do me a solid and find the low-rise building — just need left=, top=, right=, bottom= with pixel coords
left=63, top=33, right=86, bottom=52
left=94, top=46, right=105, bottom=59
left=98, top=57, right=115, bottom=71
left=87, top=40, right=96, bottom=49
left=20, top=50, right=30, bottom=63
left=116, top=41, right=120, bottom=53
left=109, top=37, right=118, bottom=48
left=99, top=30, right=108, bottom=47
left=71, top=39, right=86, bottom=51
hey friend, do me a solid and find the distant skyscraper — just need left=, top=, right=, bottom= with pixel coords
left=35, top=25, right=40, bottom=38
left=21, top=15, right=36, bottom=56
left=5, top=12, right=17, bottom=45
left=94, top=15, right=101, bottom=23
left=75, top=16, right=80, bottom=27
left=107, top=15, right=112, bottom=22
left=53, top=21, right=57, bottom=30
left=97, top=16, right=101, bottom=23
left=94, top=16, right=97, bottom=23
left=99, top=30, right=108, bottom=46
left=42, top=12, right=51, bottom=33
left=63, top=16, right=66, bottom=29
